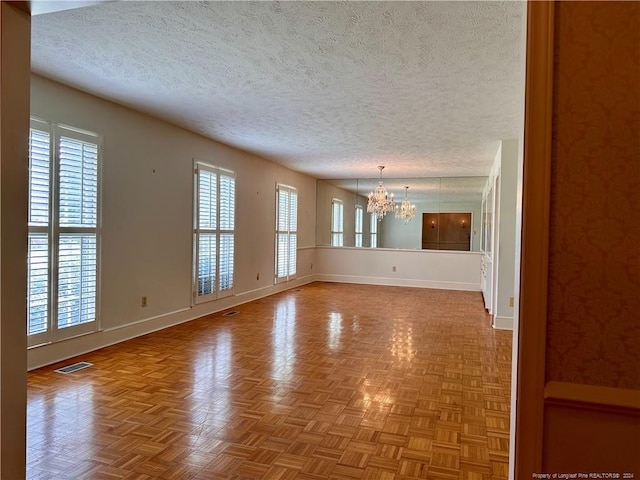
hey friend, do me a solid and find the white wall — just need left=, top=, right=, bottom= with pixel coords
left=494, top=139, right=519, bottom=329
left=483, top=139, right=518, bottom=330
left=29, top=75, right=317, bottom=369
left=316, top=246, right=482, bottom=291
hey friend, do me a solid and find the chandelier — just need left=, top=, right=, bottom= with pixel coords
left=367, top=166, right=395, bottom=221
left=395, top=186, right=416, bottom=223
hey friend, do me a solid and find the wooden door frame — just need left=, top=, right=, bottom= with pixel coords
left=512, top=1, right=555, bottom=477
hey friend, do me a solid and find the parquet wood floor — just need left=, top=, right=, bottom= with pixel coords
left=27, top=282, right=512, bottom=480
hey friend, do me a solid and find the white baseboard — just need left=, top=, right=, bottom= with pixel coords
left=315, top=274, right=480, bottom=291
left=27, top=275, right=317, bottom=371
left=493, top=315, right=514, bottom=330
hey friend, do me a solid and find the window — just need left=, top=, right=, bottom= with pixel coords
left=194, top=162, right=235, bottom=303
left=27, top=118, right=101, bottom=347
left=370, top=213, right=378, bottom=248
left=331, top=199, right=344, bottom=246
left=355, top=205, right=363, bottom=247
left=275, top=184, right=298, bottom=283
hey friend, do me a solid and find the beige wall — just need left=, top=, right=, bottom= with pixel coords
left=28, top=75, right=318, bottom=369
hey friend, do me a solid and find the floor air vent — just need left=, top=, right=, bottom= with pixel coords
left=55, top=361, right=93, bottom=374
left=223, top=311, right=239, bottom=317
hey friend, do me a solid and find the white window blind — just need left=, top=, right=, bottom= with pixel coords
left=27, top=119, right=101, bottom=347
left=370, top=213, right=378, bottom=248
left=219, top=174, right=235, bottom=292
left=28, top=128, right=50, bottom=226
left=27, top=233, right=48, bottom=336
left=59, top=136, right=98, bottom=227
left=355, top=205, right=363, bottom=247
left=331, top=199, right=344, bottom=247
left=27, top=126, right=50, bottom=337
left=194, top=163, right=235, bottom=303
left=275, top=184, right=297, bottom=282
left=57, top=234, right=97, bottom=328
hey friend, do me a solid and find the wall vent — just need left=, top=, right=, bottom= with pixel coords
left=55, top=361, right=93, bottom=374
left=222, top=311, right=239, bottom=317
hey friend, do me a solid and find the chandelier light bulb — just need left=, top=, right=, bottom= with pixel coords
left=366, top=166, right=395, bottom=221
left=395, top=186, right=416, bottom=223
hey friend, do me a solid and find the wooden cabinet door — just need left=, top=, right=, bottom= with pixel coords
left=422, top=213, right=471, bottom=251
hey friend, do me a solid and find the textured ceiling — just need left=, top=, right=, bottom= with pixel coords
left=326, top=176, right=487, bottom=204
left=31, top=1, right=525, bottom=180
left=30, top=0, right=112, bottom=16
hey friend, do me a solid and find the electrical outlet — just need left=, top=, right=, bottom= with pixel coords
left=509, top=297, right=514, bottom=307
left=141, top=296, right=147, bottom=307
left=392, top=266, right=397, bottom=272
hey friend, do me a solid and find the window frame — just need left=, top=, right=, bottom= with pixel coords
left=193, top=161, right=236, bottom=304
left=275, top=183, right=298, bottom=283
left=370, top=213, right=378, bottom=248
left=27, top=117, right=102, bottom=348
left=355, top=205, right=364, bottom=247
left=331, top=198, right=344, bottom=247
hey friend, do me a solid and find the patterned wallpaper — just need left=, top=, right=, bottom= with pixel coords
left=546, top=2, right=640, bottom=389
